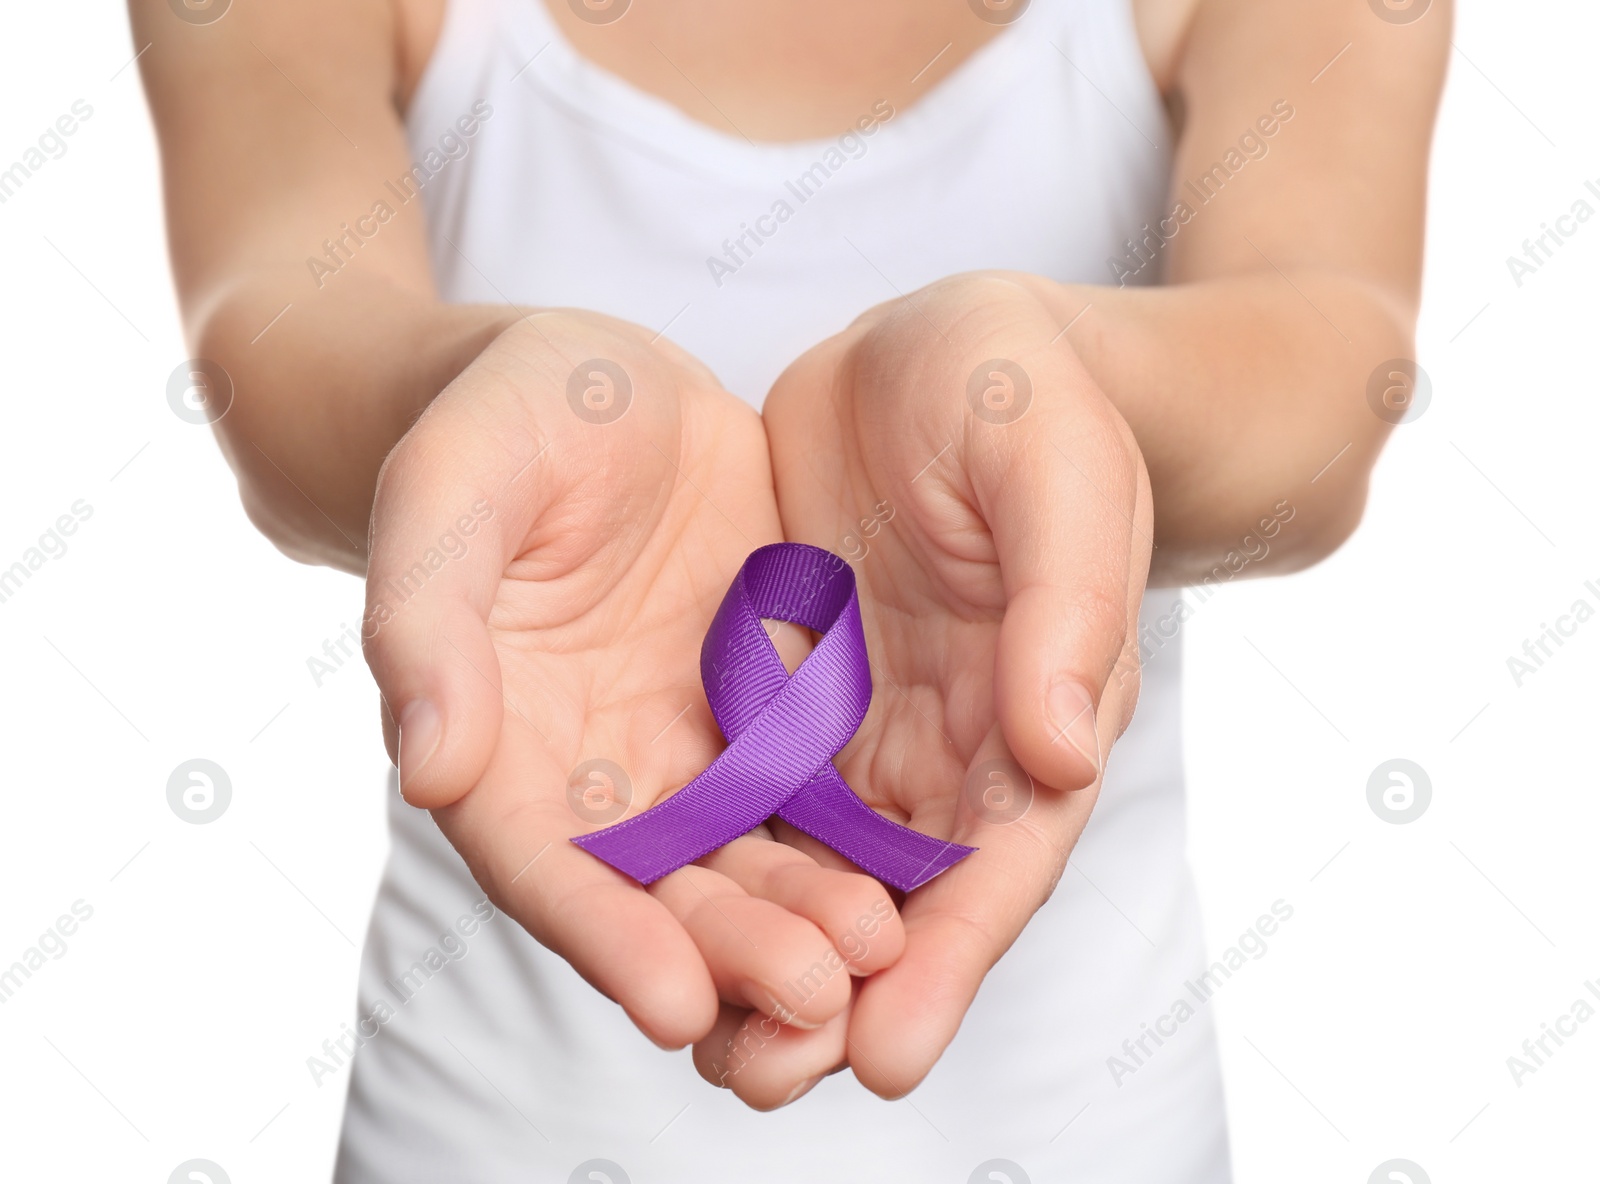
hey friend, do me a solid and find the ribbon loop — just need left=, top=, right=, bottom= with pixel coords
left=571, top=543, right=974, bottom=891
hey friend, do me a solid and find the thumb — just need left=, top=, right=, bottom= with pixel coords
left=362, top=312, right=693, bottom=807
left=979, top=370, right=1149, bottom=793
left=362, top=412, right=532, bottom=810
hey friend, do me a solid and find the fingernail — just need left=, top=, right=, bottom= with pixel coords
left=1047, top=680, right=1101, bottom=776
left=398, top=699, right=442, bottom=793
left=780, top=1075, right=824, bottom=1106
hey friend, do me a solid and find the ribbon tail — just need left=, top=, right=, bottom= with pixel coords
left=572, top=751, right=805, bottom=885
left=777, top=767, right=974, bottom=893
left=571, top=797, right=760, bottom=886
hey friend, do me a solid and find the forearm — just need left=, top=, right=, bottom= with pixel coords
left=1037, top=270, right=1411, bottom=585
left=130, top=0, right=524, bottom=573
left=194, top=269, right=520, bottom=574
left=1034, top=0, right=1447, bottom=587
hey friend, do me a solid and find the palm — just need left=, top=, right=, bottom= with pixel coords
left=770, top=428, right=1015, bottom=842
left=457, top=391, right=776, bottom=866
left=367, top=317, right=903, bottom=1079
left=763, top=275, right=1151, bottom=1096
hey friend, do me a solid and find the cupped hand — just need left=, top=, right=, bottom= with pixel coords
left=750, top=273, right=1154, bottom=1099
left=361, top=313, right=903, bottom=1098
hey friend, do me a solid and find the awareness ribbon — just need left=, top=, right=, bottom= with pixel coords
left=572, top=543, right=975, bottom=892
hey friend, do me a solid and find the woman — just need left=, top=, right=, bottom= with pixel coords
left=133, top=0, right=1448, bottom=1177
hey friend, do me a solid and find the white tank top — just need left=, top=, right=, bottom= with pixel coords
left=336, top=1, right=1230, bottom=1179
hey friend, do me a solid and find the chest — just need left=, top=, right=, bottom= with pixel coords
left=403, top=0, right=1176, bottom=405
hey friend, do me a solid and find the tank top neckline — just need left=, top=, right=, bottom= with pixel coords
left=418, top=0, right=1121, bottom=183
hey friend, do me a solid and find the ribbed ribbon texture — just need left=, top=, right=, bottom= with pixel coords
left=571, top=543, right=974, bottom=891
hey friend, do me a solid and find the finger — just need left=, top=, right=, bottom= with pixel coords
left=847, top=745, right=1093, bottom=1097
left=698, top=832, right=906, bottom=974
left=766, top=818, right=867, bottom=875
left=694, top=1001, right=848, bottom=1110
left=650, top=862, right=853, bottom=1028
left=693, top=1003, right=749, bottom=1087
left=435, top=739, right=720, bottom=1050
left=969, top=347, right=1150, bottom=794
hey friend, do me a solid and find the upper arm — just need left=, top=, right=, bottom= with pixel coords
left=130, top=0, right=436, bottom=331
left=1165, top=0, right=1451, bottom=315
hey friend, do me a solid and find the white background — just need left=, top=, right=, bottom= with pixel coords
left=0, top=1, right=1595, bottom=1180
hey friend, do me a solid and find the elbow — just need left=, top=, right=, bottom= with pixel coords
left=209, top=421, right=360, bottom=570
left=1269, top=285, right=1415, bottom=572
left=1267, top=467, right=1372, bottom=575
left=1148, top=270, right=1415, bottom=588
left=192, top=315, right=366, bottom=575
left=220, top=426, right=365, bottom=573
left=233, top=465, right=361, bottom=571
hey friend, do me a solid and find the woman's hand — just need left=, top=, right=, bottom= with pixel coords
left=361, top=312, right=903, bottom=1096
left=755, top=273, right=1154, bottom=1098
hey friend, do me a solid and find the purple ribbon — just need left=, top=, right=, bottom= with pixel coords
left=572, top=543, right=974, bottom=892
